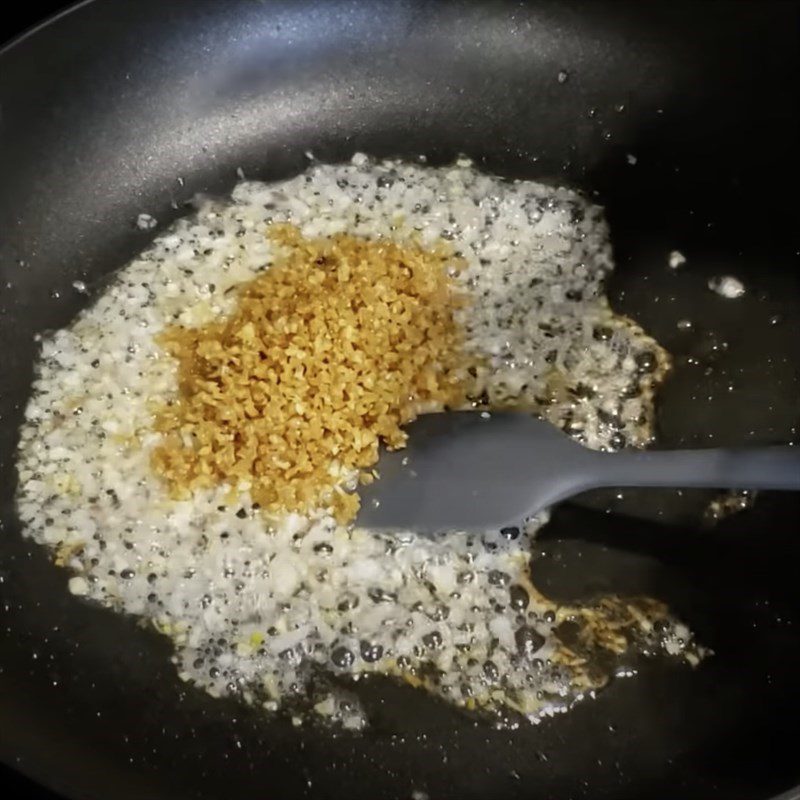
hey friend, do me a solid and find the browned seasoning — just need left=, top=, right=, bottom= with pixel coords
left=151, top=224, right=472, bottom=521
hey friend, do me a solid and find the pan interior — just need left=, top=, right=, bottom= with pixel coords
left=0, top=2, right=798, bottom=800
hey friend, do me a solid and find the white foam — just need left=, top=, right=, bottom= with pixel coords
left=16, top=155, right=698, bottom=726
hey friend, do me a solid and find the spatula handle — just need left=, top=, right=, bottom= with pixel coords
left=589, top=446, right=800, bottom=492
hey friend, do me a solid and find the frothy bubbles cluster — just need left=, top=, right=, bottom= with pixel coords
left=16, top=155, right=699, bottom=729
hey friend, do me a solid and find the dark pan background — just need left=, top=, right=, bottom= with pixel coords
left=1, top=5, right=72, bottom=794
left=0, top=11, right=67, bottom=797
left=1, top=2, right=799, bottom=800
left=1, top=16, right=74, bottom=800
left=2, top=7, right=121, bottom=798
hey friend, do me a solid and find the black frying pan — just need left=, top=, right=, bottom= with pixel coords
left=1, top=2, right=799, bottom=799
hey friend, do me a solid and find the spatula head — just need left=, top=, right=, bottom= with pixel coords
left=355, top=411, right=595, bottom=533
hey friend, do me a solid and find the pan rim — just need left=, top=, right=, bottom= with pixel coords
left=0, top=0, right=95, bottom=57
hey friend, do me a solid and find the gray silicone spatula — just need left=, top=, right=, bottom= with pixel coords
left=356, top=411, right=800, bottom=532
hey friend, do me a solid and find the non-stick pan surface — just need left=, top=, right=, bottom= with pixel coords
left=1, top=2, right=799, bottom=799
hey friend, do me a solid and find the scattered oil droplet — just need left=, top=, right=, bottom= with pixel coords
left=677, top=319, right=693, bottom=331
left=668, top=250, right=686, bottom=269
left=488, top=570, right=510, bottom=586
left=509, top=584, right=529, bottom=610
left=359, top=641, right=383, bottom=662
left=331, top=646, right=355, bottom=668
left=500, top=525, right=520, bottom=540
left=708, top=275, right=745, bottom=299
left=515, top=625, right=545, bottom=657
left=483, top=660, right=499, bottom=681
left=136, top=213, right=157, bottom=231
left=587, top=107, right=597, bottom=118
left=71, top=280, right=88, bottom=294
